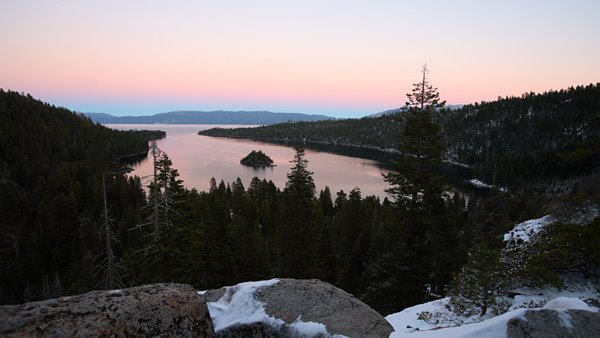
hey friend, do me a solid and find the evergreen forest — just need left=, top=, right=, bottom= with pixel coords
left=1, top=76, right=599, bottom=319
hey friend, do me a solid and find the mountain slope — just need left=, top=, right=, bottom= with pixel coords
left=86, top=110, right=335, bottom=125
left=0, top=90, right=162, bottom=304
left=440, top=84, right=600, bottom=189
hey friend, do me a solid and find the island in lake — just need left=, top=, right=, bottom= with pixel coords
left=240, top=150, right=275, bottom=167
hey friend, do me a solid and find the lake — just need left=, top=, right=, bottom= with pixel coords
left=108, top=124, right=394, bottom=199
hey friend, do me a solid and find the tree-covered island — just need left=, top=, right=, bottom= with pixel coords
left=240, top=150, right=275, bottom=167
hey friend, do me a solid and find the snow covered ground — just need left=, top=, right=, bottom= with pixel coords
left=386, top=295, right=598, bottom=338
left=388, top=307, right=528, bottom=338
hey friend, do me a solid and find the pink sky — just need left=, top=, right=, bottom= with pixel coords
left=1, top=0, right=599, bottom=118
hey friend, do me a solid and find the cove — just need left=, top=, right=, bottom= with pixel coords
left=108, top=124, right=394, bottom=199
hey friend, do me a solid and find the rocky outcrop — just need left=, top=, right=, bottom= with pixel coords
left=507, top=309, right=600, bottom=338
left=205, top=279, right=394, bottom=338
left=0, top=283, right=215, bottom=338
left=1, top=279, right=394, bottom=338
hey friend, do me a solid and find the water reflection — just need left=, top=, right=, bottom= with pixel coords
left=108, top=124, right=393, bottom=199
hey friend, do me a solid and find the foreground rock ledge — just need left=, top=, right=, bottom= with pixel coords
left=507, top=309, right=600, bottom=338
left=205, top=278, right=394, bottom=338
left=0, top=283, right=215, bottom=338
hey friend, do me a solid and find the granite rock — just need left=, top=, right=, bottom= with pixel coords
left=0, top=283, right=215, bottom=338
left=507, top=309, right=600, bottom=338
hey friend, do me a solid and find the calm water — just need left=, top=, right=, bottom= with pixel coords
left=108, top=124, right=393, bottom=198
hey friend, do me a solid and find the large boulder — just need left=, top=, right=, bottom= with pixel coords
left=0, top=283, right=215, bottom=338
left=205, top=278, right=393, bottom=338
left=507, top=309, right=600, bottom=338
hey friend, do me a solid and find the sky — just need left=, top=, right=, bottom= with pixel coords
left=1, top=0, right=599, bottom=118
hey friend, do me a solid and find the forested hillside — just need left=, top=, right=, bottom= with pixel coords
left=441, top=84, right=600, bottom=189
left=200, top=114, right=400, bottom=150
left=200, top=84, right=600, bottom=192
left=0, top=90, right=164, bottom=303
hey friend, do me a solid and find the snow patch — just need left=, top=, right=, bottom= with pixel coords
left=503, top=215, right=554, bottom=244
left=386, top=297, right=465, bottom=332
left=468, top=179, right=492, bottom=189
left=207, top=279, right=283, bottom=332
left=288, top=317, right=348, bottom=338
left=197, top=290, right=207, bottom=295
left=466, top=179, right=508, bottom=192
left=543, top=297, right=596, bottom=311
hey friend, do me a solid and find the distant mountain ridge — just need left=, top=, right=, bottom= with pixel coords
left=85, top=110, right=335, bottom=125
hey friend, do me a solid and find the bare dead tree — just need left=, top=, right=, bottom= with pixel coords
left=96, top=173, right=124, bottom=289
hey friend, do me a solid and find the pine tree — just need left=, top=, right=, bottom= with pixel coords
left=142, top=150, right=184, bottom=241
left=146, top=141, right=163, bottom=240
left=280, top=146, right=318, bottom=278
left=155, top=153, right=184, bottom=230
left=319, top=186, right=334, bottom=219
left=448, top=243, right=507, bottom=316
left=383, top=64, right=445, bottom=204
left=315, top=217, right=340, bottom=283
left=368, top=65, right=457, bottom=310
left=135, top=149, right=187, bottom=283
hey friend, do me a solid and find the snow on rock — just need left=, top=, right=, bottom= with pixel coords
left=539, top=297, right=598, bottom=331
left=206, top=279, right=283, bottom=332
left=250, top=278, right=391, bottom=337
left=543, top=297, right=596, bottom=312
left=503, top=215, right=554, bottom=244
left=507, top=307, right=600, bottom=338
left=205, top=279, right=357, bottom=337
left=288, top=318, right=348, bottom=338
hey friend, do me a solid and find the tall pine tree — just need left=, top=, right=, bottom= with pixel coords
left=366, top=65, right=459, bottom=312
left=280, top=146, right=318, bottom=278
left=383, top=64, right=445, bottom=204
